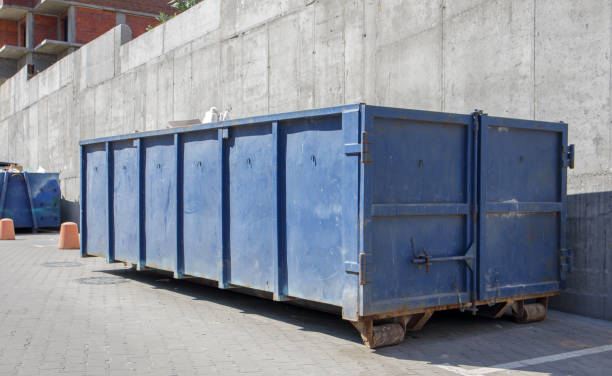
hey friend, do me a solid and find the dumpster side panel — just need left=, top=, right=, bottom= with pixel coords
left=112, top=141, right=139, bottom=263
left=228, top=125, right=276, bottom=292
left=27, top=173, right=60, bottom=228
left=362, top=108, right=475, bottom=315
left=479, top=117, right=565, bottom=299
left=3, top=174, right=33, bottom=228
left=182, top=130, right=220, bottom=279
left=0, top=173, right=60, bottom=229
left=284, top=115, right=346, bottom=305
left=144, top=136, right=177, bottom=272
left=85, top=144, right=109, bottom=257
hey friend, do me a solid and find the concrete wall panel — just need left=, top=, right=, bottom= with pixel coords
left=535, top=0, right=611, bottom=189
left=313, top=0, right=344, bottom=108
left=0, top=0, right=610, bottom=321
left=443, top=0, right=534, bottom=117
left=172, top=44, right=194, bottom=122
left=190, top=42, right=221, bottom=120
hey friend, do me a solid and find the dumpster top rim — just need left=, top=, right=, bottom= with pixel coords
left=79, top=103, right=566, bottom=147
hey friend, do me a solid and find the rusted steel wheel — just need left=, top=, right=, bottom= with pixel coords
left=352, top=320, right=405, bottom=348
left=512, top=298, right=549, bottom=323
left=369, top=323, right=405, bottom=348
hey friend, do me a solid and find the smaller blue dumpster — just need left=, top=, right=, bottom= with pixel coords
left=0, top=172, right=61, bottom=230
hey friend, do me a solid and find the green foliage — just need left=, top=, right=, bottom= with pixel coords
left=169, top=0, right=201, bottom=12
left=147, top=0, right=201, bottom=31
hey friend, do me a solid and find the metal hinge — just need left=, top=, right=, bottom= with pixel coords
left=560, top=248, right=574, bottom=281
left=359, top=252, right=371, bottom=285
left=361, top=131, right=372, bottom=164
left=343, top=131, right=373, bottom=164
left=471, top=109, right=483, bottom=132
left=562, top=144, right=575, bottom=169
left=344, top=253, right=371, bottom=285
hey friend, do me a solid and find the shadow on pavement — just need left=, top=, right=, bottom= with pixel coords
left=95, top=267, right=610, bottom=375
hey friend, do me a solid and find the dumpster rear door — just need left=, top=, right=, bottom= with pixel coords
left=478, top=116, right=568, bottom=300
left=361, top=107, right=477, bottom=317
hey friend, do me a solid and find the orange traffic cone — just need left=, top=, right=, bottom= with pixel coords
left=0, top=218, right=15, bottom=240
left=58, top=222, right=80, bottom=249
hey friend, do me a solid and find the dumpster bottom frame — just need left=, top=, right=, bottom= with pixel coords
left=115, top=260, right=557, bottom=348
left=351, top=291, right=557, bottom=348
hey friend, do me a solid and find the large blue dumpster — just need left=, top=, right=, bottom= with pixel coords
left=80, top=105, right=574, bottom=347
left=0, top=172, right=61, bottom=230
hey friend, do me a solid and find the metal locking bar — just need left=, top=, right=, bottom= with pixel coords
left=411, top=244, right=475, bottom=274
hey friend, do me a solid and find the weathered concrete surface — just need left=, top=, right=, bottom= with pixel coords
left=551, top=191, right=612, bottom=321
left=1, top=234, right=612, bottom=375
left=0, top=0, right=610, bottom=320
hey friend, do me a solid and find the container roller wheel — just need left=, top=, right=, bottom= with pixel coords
left=351, top=320, right=405, bottom=348
left=512, top=297, right=549, bottom=323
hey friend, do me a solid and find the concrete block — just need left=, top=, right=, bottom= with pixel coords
left=443, top=0, right=488, bottom=18
left=172, top=44, right=194, bottom=121
left=4, top=115, right=17, bottom=162
left=344, top=0, right=365, bottom=104
left=554, top=291, right=605, bottom=319
left=26, top=103, right=39, bottom=168
left=58, top=53, right=75, bottom=88
left=110, top=73, right=130, bottom=137
left=220, top=35, right=243, bottom=117
left=37, top=61, right=61, bottom=98
left=374, top=27, right=442, bottom=111
left=164, top=0, right=221, bottom=53
left=0, top=120, right=7, bottom=161
left=79, top=28, right=116, bottom=91
left=45, top=92, right=60, bottom=172
left=79, top=88, right=95, bottom=141
left=144, top=58, right=160, bottom=131
left=132, top=65, right=147, bottom=133
left=36, top=97, right=49, bottom=170
left=157, top=55, right=174, bottom=129
left=241, top=26, right=268, bottom=117
left=443, top=0, right=533, bottom=117
left=268, top=14, right=299, bottom=113
left=535, top=0, right=611, bottom=183
left=296, top=6, right=315, bottom=110
left=313, top=0, right=344, bottom=108
left=375, top=0, right=442, bottom=47
left=230, top=0, right=302, bottom=36
left=93, top=80, right=111, bottom=138
left=114, top=24, right=132, bottom=75
left=25, top=68, right=39, bottom=107
left=190, top=42, right=221, bottom=120
left=56, top=86, right=73, bottom=175
left=63, top=87, right=79, bottom=178
left=120, top=23, right=165, bottom=73
left=0, top=77, right=13, bottom=119
left=12, top=112, right=25, bottom=166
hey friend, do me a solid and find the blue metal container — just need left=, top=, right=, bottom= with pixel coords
left=80, top=105, right=574, bottom=347
left=0, top=172, right=61, bottom=230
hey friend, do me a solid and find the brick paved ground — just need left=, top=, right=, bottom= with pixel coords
left=1, top=233, right=611, bottom=376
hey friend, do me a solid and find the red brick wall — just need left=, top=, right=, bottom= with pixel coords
left=74, top=7, right=115, bottom=44
left=33, top=0, right=175, bottom=15
left=126, top=14, right=157, bottom=38
left=0, top=0, right=33, bottom=7
left=0, top=20, right=18, bottom=47
left=33, top=14, right=57, bottom=46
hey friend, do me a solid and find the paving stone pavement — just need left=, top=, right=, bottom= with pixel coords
left=1, top=233, right=611, bottom=376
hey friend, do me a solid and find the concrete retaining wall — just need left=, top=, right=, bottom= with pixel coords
left=0, top=0, right=610, bottom=320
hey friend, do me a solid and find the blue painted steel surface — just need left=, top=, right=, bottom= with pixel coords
left=80, top=104, right=571, bottom=321
left=0, top=172, right=60, bottom=229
